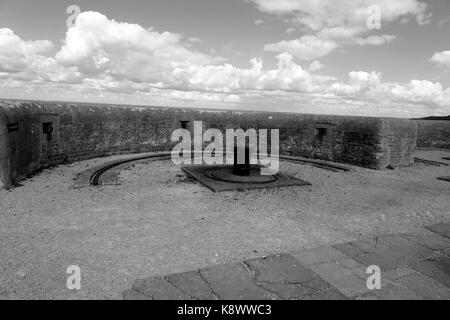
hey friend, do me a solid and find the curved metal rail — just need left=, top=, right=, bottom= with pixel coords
left=89, top=153, right=172, bottom=186
left=279, top=155, right=352, bottom=172
left=414, top=157, right=449, bottom=167
left=86, top=152, right=351, bottom=187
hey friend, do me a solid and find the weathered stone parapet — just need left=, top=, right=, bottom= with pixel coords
left=0, top=108, right=10, bottom=189
left=0, top=99, right=422, bottom=188
left=377, top=118, right=418, bottom=169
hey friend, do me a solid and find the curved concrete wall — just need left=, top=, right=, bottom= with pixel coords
left=0, top=100, right=419, bottom=188
left=416, top=120, right=450, bottom=150
left=378, top=118, right=417, bottom=168
left=0, top=108, right=10, bottom=188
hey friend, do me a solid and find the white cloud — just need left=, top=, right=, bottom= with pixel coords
left=55, top=11, right=220, bottom=82
left=309, top=60, right=324, bottom=71
left=438, top=16, right=450, bottom=29
left=286, top=27, right=295, bottom=34
left=0, top=14, right=334, bottom=102
left=264, top=33, right=396, bottom=60
left=330, top=71, right=449, bottom=109
left=171, top=53, right=331, bottom=93
left=354, top=35, right=396, bottom=46
left=188, top=37, right=203, bottom=43
left=251, top=0, right=427, bottom=59
left=0, top=28, right=53, bottom=72
left=168, top=90, right=241, bottom=103
left=317, top=26, right=362, bottom=40
left=0, top=28, right=81, bottom=83
left=254, top=19, right=264, bottom=25
left=0, top=9, right=448, bottom=118
left=430, top=50, right=450, bottom=69
left=248, top=0, right=429, bottom=30
left=265, top=35, right=338, bottom=60
left=331, top=71, right=381, bottom=95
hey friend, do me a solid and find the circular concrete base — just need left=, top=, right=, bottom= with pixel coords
left=205, top=166, right=278, bottom=184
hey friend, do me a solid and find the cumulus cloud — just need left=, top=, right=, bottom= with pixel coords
left=0, top=28, right=81, bottom=83
left=430, top=50, right=450, bottom=69
left=286, top=27, right=295, bottom=34
left=354, top=35, right=396, bottom=46
left=331, top=71, right=381, bottom=95
left=265, top=35, right=338, bottom=60
left=0, top=28, right=53, bottom=72
left=264, top=33, right=396, bottom=60
left=0, top=12, right=334, bottom=106
left=249, top=0, right=428, bottom=59
left=55, top=11, right=220, bottom=83
left=309, top=60, right=324, bottom=72
left=171, top=53, right=333, bottom=93
left=0, top=9, right=448, bottom=118
left=49, top=12, right=337, bottom=95
left=330, top=71, right=450, bottom=109
left=248, top=0, right=429, bottom=30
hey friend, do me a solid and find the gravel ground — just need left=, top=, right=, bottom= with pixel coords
left=0, top=150, right=449, bottom=299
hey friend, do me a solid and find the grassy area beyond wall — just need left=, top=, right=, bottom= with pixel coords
left=0, top=100, right=418, bottom=189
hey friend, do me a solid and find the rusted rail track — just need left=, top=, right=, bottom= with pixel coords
left=89, top=153, right=172, bottom=186
left=414, top=157, right=449, bottom=167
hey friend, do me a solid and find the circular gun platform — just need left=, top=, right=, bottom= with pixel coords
left=205, top=166, right=278, bottom=184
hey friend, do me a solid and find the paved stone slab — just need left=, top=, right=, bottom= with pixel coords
left=400, top=231, right=450, bottom=251
left=344, top=238, right=377, bottom=253
left=357, top=283, right=424, bottom=300
left=332, top=242, right=367, bottom=257
left=245, top=254, right=317, bottom=283
left=123, top=289, right=152, bottom=300
left=351, top=235, right=435, bottom=270
left=353, top=252, right=402, bottom=271
left=412, top=256, right=450, bottom=288
left=309, top=262, right=370, bottom=298
left=199, top=263, right=274, bottom=300
left=300, top=288, right=347, bottom=300
left=124, top=224, right=450, bottom=300
left=244, top=254, right=332, bottom=299
left=165, top=271, right=217, bottom=300
left=427, top=223, right=450, bottom=239
left=396, top=273, right=450, bottom=300
left=260, top=282, right=316, bottom=299
left=338, top=262, right=380, bottom=283
left=338, top=258, right=362, bottom=269
left=384, top=268, right=417, bottom=281
left=131, top=277, right=192, bottom=300
left=291, top=247, right=347, bottom=266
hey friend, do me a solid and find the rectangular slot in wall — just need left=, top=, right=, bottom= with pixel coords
left=42, top=122, right=53, bottom=135
left=180, top=120, right=190, bottom=129
left=315, top=127, right=328, bottom=142
left=313, top=122, right=335, bottom=144
left=7, top=123, right=19, bottom=132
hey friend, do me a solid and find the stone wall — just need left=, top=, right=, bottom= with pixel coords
left=0, top=108, right=10, bottom=189
left=0, top=100, right=418, bottom=188
left=378, top=118, right=417, bottom=168
left=416, top=120, right=450, bottom=150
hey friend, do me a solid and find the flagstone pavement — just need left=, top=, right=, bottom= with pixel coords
left=123, top=223, right=450, bottom=300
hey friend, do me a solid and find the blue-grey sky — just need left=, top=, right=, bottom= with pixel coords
left=0, top=0, right=449, bottom=117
